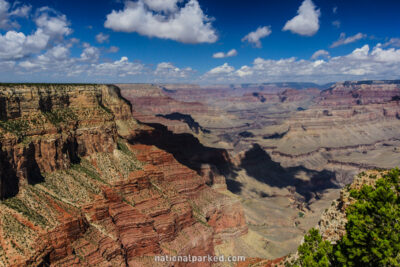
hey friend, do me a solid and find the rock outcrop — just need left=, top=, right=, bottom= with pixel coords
left=0, top=84, right=247, bottom=266
left=316, top=170, right=384, bottom=244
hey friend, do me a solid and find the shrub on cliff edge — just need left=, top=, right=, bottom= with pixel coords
left=293, top=168, right=400, bottom=267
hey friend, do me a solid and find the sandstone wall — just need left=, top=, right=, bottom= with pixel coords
left=0, top=84, right=247, bottom=266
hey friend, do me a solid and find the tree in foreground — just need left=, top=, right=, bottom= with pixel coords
left=292, top=168, right=400, bottom=267
left=294, top=228, right=333, bottom=267
left=335, top=168, right=400, bottom=266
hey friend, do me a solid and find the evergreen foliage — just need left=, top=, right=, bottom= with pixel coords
left=293, top=168, right=400, bottom=266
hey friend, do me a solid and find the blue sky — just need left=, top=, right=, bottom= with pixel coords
left=1, top=0, right=400, bottom=83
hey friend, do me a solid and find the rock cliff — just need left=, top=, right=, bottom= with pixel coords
left=316, top=170, right=385, bottom=244
left=0, top=84, right=247, bottom=266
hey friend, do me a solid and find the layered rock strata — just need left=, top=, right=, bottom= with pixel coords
left=0, top=84, right=247, bottom=266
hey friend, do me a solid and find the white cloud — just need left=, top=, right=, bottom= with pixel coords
left=333, top=6, right=338, bottom=14
left=201, top=44, right=400, bottom=83
left=154, top=62, right=194, bottom=80
left=383, top=38, right=400, bottom=48
left=34, top=9, right=72, bottom=39
left=311, top=49, right=330, bottom=59
left=10, top=3, right=31, bottom=17
left=371, top=44, right=400, bottom=63
left=236, top=65, right=253, bottom=77
left=0, top=0, right=31, bottom=29
left=104, top=0, right=217, bottom=44
left=142, top=0, right=182, bottom=12
left=80, top=43, right=100, bottom=62
left=206, top=63, right=234, bottom=75
left=0, top=7, right=71, bottom=60
left=96, top=32, right=109, bottom=43
left=89, top=56, right=145, bottom=77
left=283, top=0, right=320, bottom=36
left=0, top=31, right=28, bottom=59
left=0, top=0, right=9, bottom=28
left=19, top=44, right=74, bottom=72
left=212, top=49, right=238, bottom=58
left=241, top=26, right=271, bottom=48
left=348, top=44, right=369, bottom=60
left=6, top=43, right=400, bottom=84
left=330, top=33, right=366, bottom=48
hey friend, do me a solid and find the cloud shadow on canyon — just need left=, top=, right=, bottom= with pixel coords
left=235, top=143, right=339, bottom=202
left=129, top=122, right=338, bottom=202
left=129, top=122, right=239, bottom=181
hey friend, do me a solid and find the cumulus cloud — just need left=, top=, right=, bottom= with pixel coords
left=201, top=44, right=400, bottom=83
left=0, top=2, right=192, bottom=83
left=0, top=8, right=72, bottom=60
left=19, top=44, right=74, bottom=72
left=206, top=63, right=234, bottom=75
left=80, top=43, right=100, bottom=62
left=311, top=49, right=330, bottom=59
left=96, top=32, right=109, bottom=43
left=371, top=44, right=400, bottom=63
left=0, top=0, right=31, bottom=29
left=142, top=0, right=182, bottom=12
left=0, top=0, right=10, bottom=28
left=89, top=56, right=145, bottom=77
left=7, top=42, right=400, bottom=84
left=330, top=32, right=366, bottom=48
left=241, top=26, right=271, bottom=48
left=212, top=49, right=237, bottom=58
left=35, top=8, right=72, bottom=39
left=283, top=0, right=320, bottom=36
left=236, top=65, right=253, bottom=78
left=104, top=0, right=217, bottom=44
left=9, top=4, right=31, bottom=17
left=154, top=62, right=194, bottom=80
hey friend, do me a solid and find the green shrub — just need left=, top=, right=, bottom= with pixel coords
left=117, top=139, right=132, bottom=155
left=0, top=119, right=29, bottom=138
left=43, top=108, right=77, bottom=126
left=293, top=228, right=334, bottom=267
left=292, top=168, right=400, bottom=267
left=335, top=168, right=400, bottom=266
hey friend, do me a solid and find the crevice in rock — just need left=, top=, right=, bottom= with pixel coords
left=0, top=144, right=19, bottom=199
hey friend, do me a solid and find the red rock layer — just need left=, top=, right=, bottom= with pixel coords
left=39, top=143, right=247, bottom=267
left=0, top=85, right=119, bottom=199
left=318, top=81, right=400, bottom=106
left=0, top=84, right=247, bottom=266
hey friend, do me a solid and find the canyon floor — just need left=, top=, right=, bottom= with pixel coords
left=120, top=81, right=400, bottom=259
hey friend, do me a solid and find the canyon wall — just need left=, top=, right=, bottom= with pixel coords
left=0, top=84, right=247, bottom=266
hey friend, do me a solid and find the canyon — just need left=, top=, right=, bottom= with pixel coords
left=0, top=84, right=246, bottom=266
left=120, top=80, right=400, bottom=259
left=1, top=81, right=399, bottom=266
